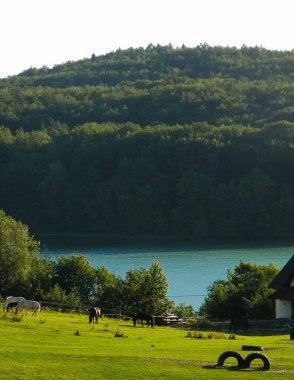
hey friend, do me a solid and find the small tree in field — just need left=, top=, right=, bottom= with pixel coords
left=122, top=260, right=173, bottom=314
left=199, top=261, right=279, bottom=320
left=53, top=254, right=96, bottom=304
left=0, top=210, right=39, bottom=295
left=94, top=266, right=123, bottom=309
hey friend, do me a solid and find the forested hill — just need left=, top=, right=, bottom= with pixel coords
left=0, top=45, right=294, bottom=239
left=2, top=44, right=294, bottom=87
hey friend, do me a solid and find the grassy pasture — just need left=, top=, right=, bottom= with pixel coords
left=0, top=310, right=294, bottom=379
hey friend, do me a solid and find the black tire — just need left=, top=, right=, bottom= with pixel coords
left=242, top=345, right=264, bottom=351
left=217, top=351, right=245, bottom=368
left=243, top=352, right=270, bottom=370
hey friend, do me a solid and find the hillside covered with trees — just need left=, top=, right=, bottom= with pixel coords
left=0, top=44, right=293, bottom=239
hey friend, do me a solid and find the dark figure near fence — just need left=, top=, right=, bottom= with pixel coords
left=132, top=312, right=154, bottom=327
left=229, top=317, right=249, bottom=333
left=89, top=307, right=101, bottom=324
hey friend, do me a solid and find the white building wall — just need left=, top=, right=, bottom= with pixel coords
left=290, top=278, right=294, bottom=286
left=275, top=299, right=292, bottom=319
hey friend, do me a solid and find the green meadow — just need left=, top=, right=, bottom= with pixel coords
left=0, top=310, right=293, bottom=380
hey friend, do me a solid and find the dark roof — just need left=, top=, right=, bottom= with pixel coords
left=268, top=255, right=294, bottom=289
left=269, top=288, right=294, bottom=301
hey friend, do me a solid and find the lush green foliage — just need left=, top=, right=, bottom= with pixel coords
left=200, top=261, right=279, bottom=320
left=0, top=210, right=39, bottom=294
left=0, top=45, right=293, bottom=131
left=52, top=254, right=96, bottom=304
left=0, top=212, right=174, bottom=313
left=0, top=122, right=293, bottom=238
left=0, top=309, right=294, bottom=379
left=122, top=260, right=172, bottom=314
left=0, top=45, right=294, bottom=239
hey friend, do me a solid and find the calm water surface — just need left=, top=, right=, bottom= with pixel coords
left=39, top=237, right=294, bottom=309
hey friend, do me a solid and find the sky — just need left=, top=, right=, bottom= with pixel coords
left=1, top=0, right=293, bottom=78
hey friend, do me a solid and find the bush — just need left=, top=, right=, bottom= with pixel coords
left=196, top=319, right=213, bottom=329
left=186, top=331, right=226, bottom=339
left=199, top=261, right=279, bottom=320
left=43, top=284, right=81, bottom=308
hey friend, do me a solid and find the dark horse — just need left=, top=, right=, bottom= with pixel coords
left=229, top=317, right=249, bottom=333
left=132, top=312, right=154, bottom=327
left=6, top=302, right=19, bottom=312
left=89, top=307, right=101, bottom=324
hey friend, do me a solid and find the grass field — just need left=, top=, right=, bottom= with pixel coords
left=0, top=310, right=294, bottom=380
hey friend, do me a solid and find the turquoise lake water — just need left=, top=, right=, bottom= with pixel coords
left=39, top=237, right=294, bottom=310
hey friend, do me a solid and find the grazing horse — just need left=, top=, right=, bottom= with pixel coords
left=3, top=296, right=25, bottom=311
left=229, top=317, right=249, bottom=333
left=132, top=312, right=154, bottom=328
left=89, top=307, right=101, bottom=324
left=16, top=300, right=41, bottom=316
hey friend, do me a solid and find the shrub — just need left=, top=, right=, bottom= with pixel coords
left=196, top=318, right=213, bottom=329
left=199, top=261, right=279, bottom=320
left=186, top=331, right=225, bottom=339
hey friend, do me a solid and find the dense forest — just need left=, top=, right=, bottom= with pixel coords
left=0, top=44, right=294, bottom=239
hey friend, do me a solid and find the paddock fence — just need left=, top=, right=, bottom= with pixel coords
left=2, top=300, right=294, bottom=332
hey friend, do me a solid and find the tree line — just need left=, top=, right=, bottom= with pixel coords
left=0, top=45, right=294, bottom=132
left=0, top=76, right=293, bottom=132
left=0, top=210, right=180, bottom=315
left=0, top=210, right=278, bottom=319
left=0, top=121, right=293, bottom=239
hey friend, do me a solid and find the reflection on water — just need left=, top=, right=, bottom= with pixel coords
left=38, top=236, right=294, bottom=309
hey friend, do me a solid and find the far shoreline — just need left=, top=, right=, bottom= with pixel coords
left=35, top=233, right=294, bottom=250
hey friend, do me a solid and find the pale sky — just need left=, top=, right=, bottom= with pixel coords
left=1, top=0, right=293, bottom=78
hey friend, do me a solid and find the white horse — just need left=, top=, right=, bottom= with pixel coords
left=16, top=299, right=41, bottom=316
left=3, top=296, right=25, bottom=311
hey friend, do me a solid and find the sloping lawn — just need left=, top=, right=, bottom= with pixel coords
left=0, top=310, right=293, bottom=379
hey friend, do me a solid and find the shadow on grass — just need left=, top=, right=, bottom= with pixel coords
left=118, top=324, right=155, bottom=329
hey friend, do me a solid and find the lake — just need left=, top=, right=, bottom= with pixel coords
left=39, top=236, right=294, bottom=310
